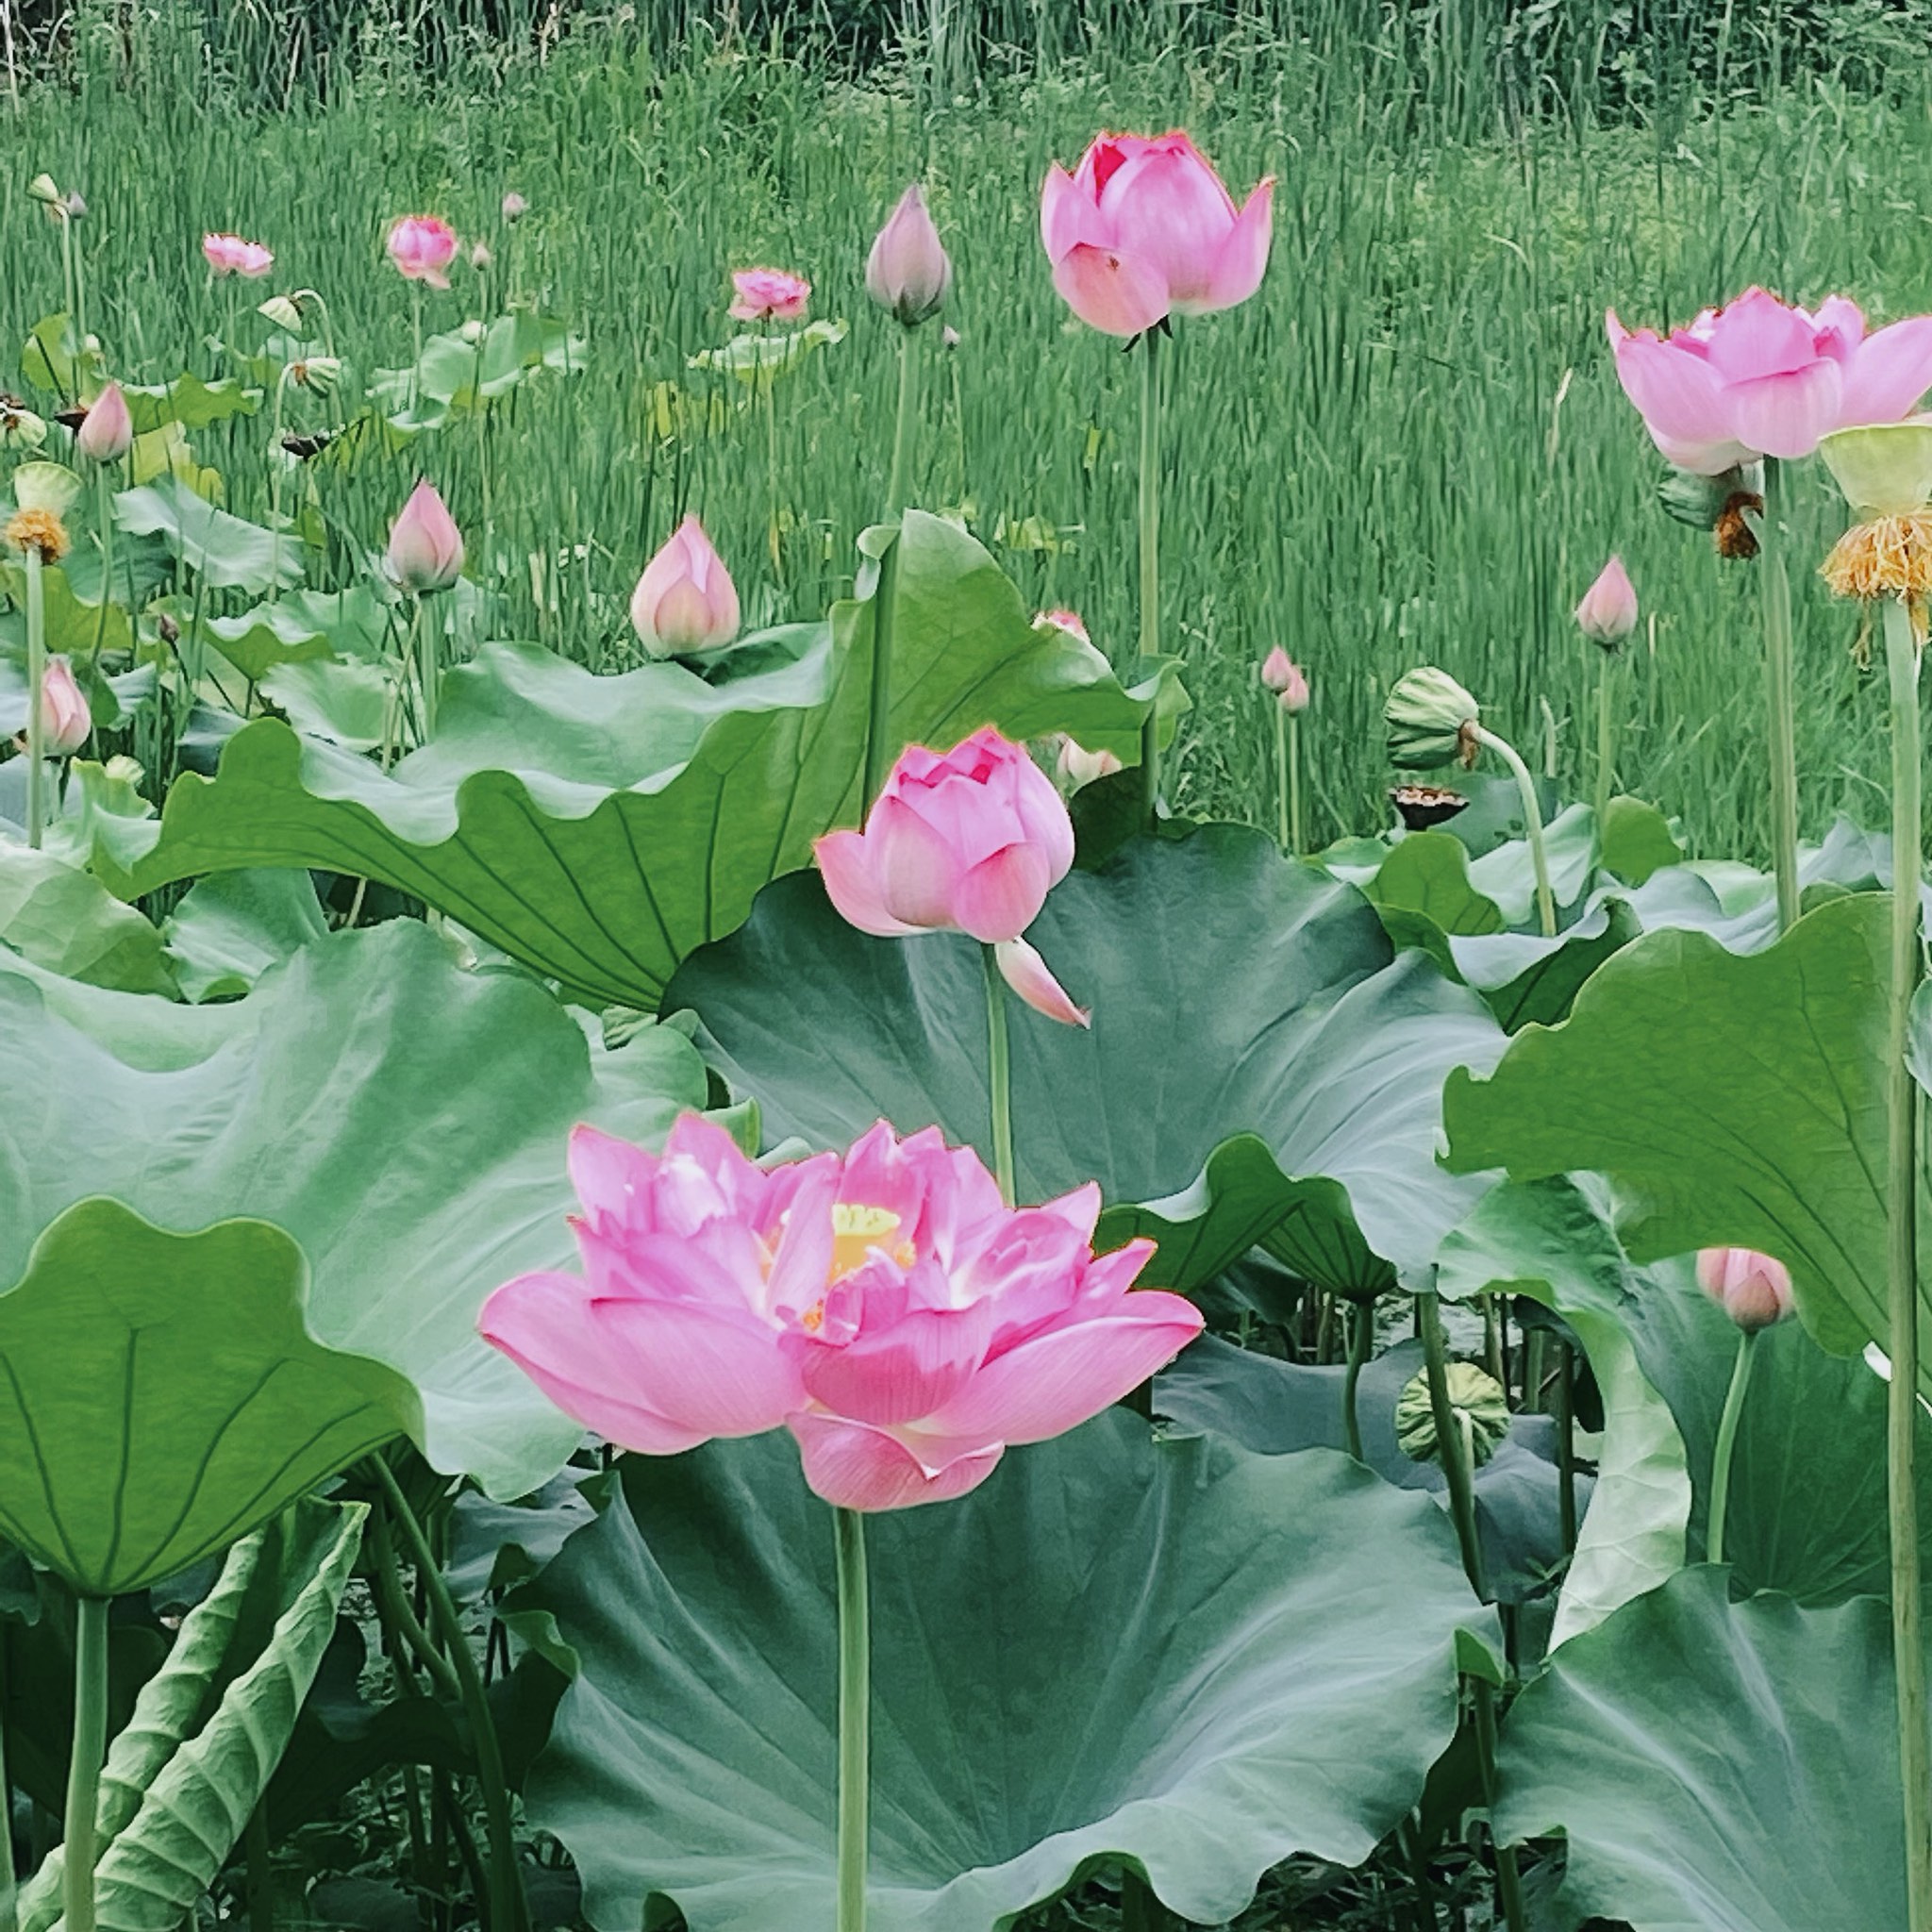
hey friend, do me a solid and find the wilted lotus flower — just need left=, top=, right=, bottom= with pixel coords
left=866, top=185, right=952, bottom=327
left=1574, top=554, right=1639, bottom=648
left=729, top=267, right=811, bottom=324
left=479, top=1113, right=1203, bottom=1511
left=814, top=727, right=1090, bottom=1027
left=1259, top=647, right=1309, bottom=711
left=387, top=215, right=460, bottom=291
left=1041, top=130, right=1274, bottom=337
left=1385, top=666, right=1479, bottom=771
left=1817, top=422, right=1932, bottom=602
left=202, top=232, right=274, bottom=278
left=1696, top=1247, right=1795, bottom=1332
left=37, top=657, right=89, bottom=755
left=630, top=515, right=740, bottom=657
left=1056, top=737, right=1122, bottom=789
left=75, top=380, right=132, bottom=464
left=385, top=479, right=464, bottom=593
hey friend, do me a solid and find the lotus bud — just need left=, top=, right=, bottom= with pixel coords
left=292, top=357, right=342, bottom=397
left=630, top=515, right=740, bottom=657
left=1260, top=647, right=1309, bottom=712
left=1395, top=1361, right=1510, bottom=1469
left=37, top=656, right=89, bottom=754
left=1385, top=666, right=1480, bottom=772
left=1696, top=1247, right=1795, bottom=1333
left=75, top=380, right=132, bottom=464
left=1036, top=608, right=1091, bottom=646
left=385, top=478, right=465, bottom=594
left=941, top=325, right=961, bottom=351
left=470, top=242, right=493, bottom=271
left=1056, top=737, right=1123, bottom=789
left=1574, top=554, right=1638, bottom=651
left=258, top=293, right=307, bottom=333
left=866, top=184, right=953, bottom=328
left=458, top=318, right=487, bottom=346
left=501, top=192, right=527, bottom=224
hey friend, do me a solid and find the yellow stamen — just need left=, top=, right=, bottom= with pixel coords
left=1822, top=514, right=1932, bottom=605
left=829, top=1203, right=904, bottom=1282
left=5, top=508, right=69, bottom=564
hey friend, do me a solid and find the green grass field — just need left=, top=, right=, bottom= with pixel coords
left=10, top=2, right=1932, bottom=858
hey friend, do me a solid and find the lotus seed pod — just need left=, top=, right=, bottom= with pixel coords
left=258, top=294, right=306, bottom=334
left=1385, top=666, right=1480, bottom=772
left=1395, top=1361, right=1510, bottom=1469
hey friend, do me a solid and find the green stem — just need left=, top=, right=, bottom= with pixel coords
left=1592, top=648, right=1617, bottom=827
left=266, top=364, right=294, bottom=606
left=474, top=317, right=492, bottom=582
left=1471, top=1676, right=1527, bottom=1932
left=410, top=285, right=425, bottom=408
left=834, top=1507, right=869, bottom=1932
left=1342, top=1297, right=1374, bottom=1462
left=368, top=1459, right=529, bottom=1932
left=1881, top=592, right=1932, bottom=1929
left=859, top=332, right=921, bottom=810
left=1289, top=709, right=1304, bottom=856
left=1706, top=1325, right=1758, bottom=1567
left=24, top=547, right=45, bottom=849
left=1554, top=1339, right=1578, bottom=1555
left=61, top=1596, right=108, bottom=1932
left=888, top=325, right=918, bottom=516
left=981, top=943, right=1015, bottom=1208
left=412, top=597, right=438, bottom=742
left=87, top=467, right=116, bottom=681
left=1522, top=1329, right=1546, bottom=1413
left=1418, top=1291, right=1486, bottom=1600
left=0, top=1623, right=16, bottom=1932
left=244, top=1803, right=275, bottom=1932
left=1121, top=1870, right=1165, bottom=1931
left=1759, top=458, right=1802, bottom=932
left=1136, top=325, right=1163, bottom=825
left=1273, top=700, right=1289, bottom=848
left=1470, top=724, right=1554, bottom=938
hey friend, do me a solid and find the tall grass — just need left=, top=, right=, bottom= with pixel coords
left=7, top=0, right=1930, bottom=858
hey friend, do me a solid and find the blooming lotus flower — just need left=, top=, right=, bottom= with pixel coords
left=1574, top=555, right=1639, bottom=645
left=631, top=515, right=740, bottom=657
left=814, top=727, right=1089, bottom=1026
left=387, top=215, right=459, bottom=291
left=37, top=657, right=89, bottom=754
left=1607, top=288, right=1932, bottom=473
left=479, top=1114, right=1204, bottom=1510
left=1260, top=647, right=1308, bottom=712
left=1056, top=737, right=1122, bottom=789
left=1036, top=608, right=1091, bottom=645
left=202, top=232, right=274, bottom=278
left=866, top=185, right=952, bottom=327
left=730, top=267, right=810, bottom=324
left=385, top=479, right=464, bottom=594
left=1041, top=130, right=1274, bottom=338
left=1696, top=1247, right=1796, bottom=1333
left=75, top=381, right=132, bottom=464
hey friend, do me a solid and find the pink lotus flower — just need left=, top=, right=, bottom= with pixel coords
left=38, top=657, right=89, bottom=755
left=1696, top=1247, right=1795, bottom=1332
left=1574, top=555, right=1639, bottom=644
left=202, top=232, right=274, bottom=278
left=387, top=215, right=460, bottom=291
left=1056, top=737, right=1122, bottom=789
left=631, top=515, right=741, bottom=656
left=729, top=267, right=810, bottom=324
left=1607, top=288, right=1932, bottom=474
left=866, top=185, right=952, bottom=327
left=1036, top=608, right=1091, bottom=646
left=385, top=479, right=464, bottom=594
left=1260, top=647, right=1308, bottom=712
left=479, top=1114, right=1204, bottom=1510
left=75, top=380, right=132, bottom=464
left=814, top=727, right=1090, bottom=1026
left=1041, top=131, right=1274, bottom=338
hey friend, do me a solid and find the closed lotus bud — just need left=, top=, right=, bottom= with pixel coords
left=941, top=324, right=961, bottom=351
left=385, top=478, right=465, bottom=594
left=1036, top=608, right=1091, bottom=646
left=630, top=515, right=740, bottom=656
left=258, top=293, right=307, bottom=333
left=1260, top=647, right=1309, bottom=712
left=75, top=381, right=132, bottom=464
left=1385, top=666, right=1480, bottom=772
left=470, top=242, right=493, bottom=271
left=1574, top=554, right=1639, bottom=649
left=866, top=184, right=953, bottom=328
left=38, top=656, right=90, bottom=754
left=1056, top=737, right=1123, bottom=789
left=1395, top=1361, right=1511, bottom=1469
left=501, top=192, right=528, bottom=224
left=1696, top=1247, right=1795, bottom=1333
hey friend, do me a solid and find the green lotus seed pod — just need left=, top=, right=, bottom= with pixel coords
left=1819, top=422, right=1932, bottom=518
left=1395, top=1360, right=1511, bottom=1469
left=1385, top=666, right=1480, bottom=772
left=258, top=294, right=307, bottom=335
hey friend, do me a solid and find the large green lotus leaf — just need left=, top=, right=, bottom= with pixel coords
left=1443, top=893, right=1924, bottom=1387
left=668, top=826, right=1506, bottom=1297
left=88, top=513, right=1157, bottom=1010
left=0, top=921, right=711, bottom=1500
left=1494, top=1567, right=1903, bottom=1931
left=160, top=867, right=327, bottom=1002
left=0, top=1203, right=404, bottom=1593
left=116, top=475, right=305, bottom=595
left=522, top=1412, right=1490, bottom=1932
left=0, top=844, right=175, bottom=992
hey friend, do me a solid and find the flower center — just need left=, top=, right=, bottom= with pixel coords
left=796, top=1205, right=919, bottom=1337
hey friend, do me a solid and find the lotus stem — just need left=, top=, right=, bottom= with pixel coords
left=412, top=597, right=438, bottom=743
left=1469, top=724, right=1554, bottom=938
left=1706, top=1325, right=1758, bottom=1567
left=1881, top=591, right=1932, bottom=1929
left=61, top=1595, right=108, bottom=1932
left=1592, top=649, right=1617, bottom=828
left=834, top=1506, right=870, bottom=1932
left=1418, top=1289, right=1486, bottom=1601
left=1273, top=699, right=1290, bottom=849
left=0, top=1631, right=13, bottom=1932
left=1759, top=457, right=1802, bottom=932
left=1521, top=1329, right=1546, bottom=1412
left=860, top=332, right=920, bottom=810
left=1342, top=1297, right=1374, bottom=1462
left=1289, top=709, right=1304, bottom=856
left=1121, top=1871, right=1166, bottom=1930
left=1554, top=1339, right=1578, bottom=1555
left=1137, top=325, right=1163, bottom=825
left=369, top=1458, right=530, bottom=1932
left=24, top=547, right=46, bottom=849
left=1471, top=1675, right=1528, bottom=1932
left=244, top=1804, right=275, bottom=1932
left=981, top=942, right=1016, bottom=1208
left=410, top=284, right=425, bottom=408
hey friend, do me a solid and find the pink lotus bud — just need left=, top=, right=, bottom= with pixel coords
left=630, top=515, right=741, bottom=656
left=1260, top=648, right=1309, bottom=712
left=1037, top=608, right=1091, bottom=646
left=866, top=185, right=953, bottom=328
left=385, top=479, right=465, bottom=594
left=728, top=267, right=811, bottom=324
left=38, top=657, right=89, bottom=755
left=501, top=192, right=528, bottom=224
left=1056, top=737, right=1122, bottom=789
left=1041, top=130, right=1274, bottom=338
left=202, top=232, right=274, bottom=278
left=470, top=242, right=494, bottom=271
left=1695, top=1247, right=1795, bottom=1332
left=387, top=215, right=460, bottom=291
left=994, top=937, right=1091, bottom=1027
left=75, top=380, right=132, bottom=464
left=1575, top=554, right=1639, bottom=646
